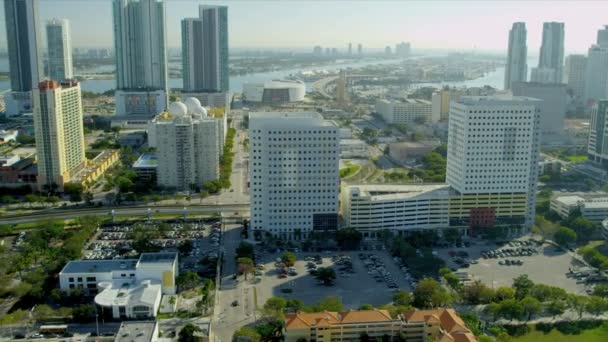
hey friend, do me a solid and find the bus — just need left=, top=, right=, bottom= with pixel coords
left=39, top=325, right=69, bottom=335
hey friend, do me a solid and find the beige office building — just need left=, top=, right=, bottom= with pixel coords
left=33, top=80, right=85, bottom=191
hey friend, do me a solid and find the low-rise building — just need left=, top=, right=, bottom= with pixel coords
left=340, top=139, right=368, bottom=158
left=388, top=142, right=436, bottom=165
left=0, top=155, right=37, bottom=188
left=59, top=252, right=178, bottom=319
left=0, top=130, right=18, bottom=144
left=284, top=308, right=476, bottom=342
left=114, top=321, right=159, bottom=342
left=342, top=184, right=450, bottom=238
left=243, top=80, right=305, bottom=104
left=551, top=192, right=608, bottom=222
left=71, top=149, right=120, bottom=187
left=375, top=99, right=433, bottom=125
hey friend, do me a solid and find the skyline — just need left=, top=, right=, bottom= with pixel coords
left=0, top=1, right=606, bottom=53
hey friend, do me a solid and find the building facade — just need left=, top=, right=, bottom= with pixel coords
left=530, top=67, right=557, bottom=84
left=33, top=80, right=86, bottom=191
left=446, top=96, right=541, bottom=229
left=376, top=99, right=433, bottom=124
left=249, top=112, right=339, bottom=239
left=504, top=22, right=528, bottom=90
left=46, top=18, right=73, bottom=82
left=584, top=45, right=608, bottom=102
left=538, top=22, right=565, bottom=84
left=342, top=184, right=450, bottom=237
left=151, top=99, right=220, bottom=191
left=4, top=0, right=44, bottom=116
left=182, top=5, right=228, bottom=93
left=243, top=80, right=306, bottom=104
left=511, top=82, right=567, bottom=136
left=588, top=100, right=608, bottom=166
left=564, top=54, right=587, bottom=100
left=113, top=0, right=167, bottom=117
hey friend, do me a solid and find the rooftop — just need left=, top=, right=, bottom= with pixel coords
left=403, top=308, right=475, bottom=342
left=61, top=259, right=138, bottom=274
left=95, top=280, right=161, bottom=308
left=456, top=95, right=542, bottom=105
left=114, top=321, right=157, bottom=342
left=133, top=153, right=158, bottom=169
left=553, top=195, right=586, bottom=206
left=285, top=309, right=393, bottom=329
left=348, top=184, right=450, bottom=201
left=138, top=252, right=178, bottom=264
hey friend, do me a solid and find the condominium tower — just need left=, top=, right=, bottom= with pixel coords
left=151, top=99, right=220, bottom=191
left=4, top=0, right=43, bottom=116
left=182, top=6, right=229, bottom=93
left=33, top=80, right=86, bottom=191
left=584, top=45, right=608, bottom=102
left=504, top=22, right=527, bottom=90
left=112, top=0, right=167, bottom=119
left=249, top=112, right=340, bottom=239
left=588, top=100, right=608, bottom=166
left=564, top=54, right=587, bottom=100
left=537, top=22, right=565, bottom=83
left=446, top=96, right=541, bottom=228
left=597, top=25, right=608, bottom=48
left=46, top=18, right=73, bottom=82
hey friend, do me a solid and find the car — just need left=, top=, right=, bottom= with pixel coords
left=30, top=334, right=43, bottom=339
left=278, top=273, right=287, bottom=278
left=14, top=334, right=25, bottom=339
left=231, top=300, right=239, bottom=307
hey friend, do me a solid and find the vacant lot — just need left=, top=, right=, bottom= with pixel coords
left=512, top=325, right=608, bottom=342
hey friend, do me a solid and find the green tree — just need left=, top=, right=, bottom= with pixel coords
left=554, top=226, right=577, bottom=246
left=281, top=252, right=297, bottom=267
left=569, top=216, right=597, bottom=240
left=176, top=271, right=199, bottom=290
left=545, top=300, right=567, bottom=320
left=585, top=296, right=608, bottom=316
left=462, top=280, right=495, bottom=305
left=392, top=290, right=412, bottom=306
left=315, top=296, right=343, bottom=312
left=72, top=304, right=96, bottom=322
left=63, top=183, right=84, bottom=202
left=285, top=299, right=304, bottom=312
left=233, top=327, right=261, bottom=342
left=498, top=299, right=524, bottom=321
left=568, top=294, right=588, bottom=319
left=593, top=284, right=608, bottom=298
left=494, top=287, right=515, bottom=301
left=520, top=296, right=542, bottom=321
left=513, top=274, right=534, bottom=299
left=179, top=323, right=202, bottom=342
left=264, top=297, right=287, bottom=317
left=32, top=304, right=56, bottom=321
left=236, top=241, right=254, bottom=259
left=237, top=257, right=255, bottom=279
left=413, top=278, right=452, bottom=308
left=315, top=267, right=336, bottom=285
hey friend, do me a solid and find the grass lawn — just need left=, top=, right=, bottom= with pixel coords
left=512, top=325, right=608, bottom=342
left=339, top=165, right=361, bottom=179
left=566, top=155, right=588, bottom=163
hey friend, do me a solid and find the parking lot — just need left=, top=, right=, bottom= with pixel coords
left=254, top=251, right=413, bottom=308
left=435, top=237, right=589, bottom=294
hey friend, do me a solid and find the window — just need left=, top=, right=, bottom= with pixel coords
left=77, top=277, right=82, bottom=282
left=86, top=277, right=96, bottom=282
left=68, top=277, right=74, bottom=282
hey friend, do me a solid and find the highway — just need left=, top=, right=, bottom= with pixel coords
left=0, top=204, right=249, bottom=225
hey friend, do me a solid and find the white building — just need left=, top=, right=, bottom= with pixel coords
left=511, top=82, right=567, bottom=136
left=564, top=54, right=587, bottom=100
left=33, top=80, right=86, bottom=191
left=113, top=0, right=167, bottom=118
left=59, top=253, right=178, bottom=319
left=537, top=22, right=565, bottom=84
left=551, top=193, right=608, bottom=223
left=0, top=130, right=18, bottom=144
left=4, top=0, right=43, bottom=116
left=446, top=96, right=541, bottom=228
left=115, top=322, right=159, bottom=342
left=113, top=90, right=168, bottom=128
left=150, top=99, right=221, bottom=191
left=584, top=45, right=608, bottom=102
left=375, top=99, right=433, bottom=125
left=243, top=80, right=306, bottom=104
left=249, top=112, right=339, bottom=239
left=180, top=91, right=232, bottom=110
left=342, top=184, right=450, bottom=237
left=46, top=18, right=73, bottom=82
left=340, top=139, right=368, bottom=158
left=504, top=22, right=528, bottom=90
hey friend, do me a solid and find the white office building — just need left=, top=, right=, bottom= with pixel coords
left=112, top=0, right=167, bottom=119
left=446, top=96, right=541, bottom=228
left=588, top=100, right=608, bottom=166
left=511, top=82, right=567, bottom=137
left=537, top=22, right=565, bottom=84
left=150, top=99, right=220, bottom=191
left=375, top=99, right=433, bottom=124
left=46, top=18, right=73, bottom=82
left=585, top=42, right=608, bottom=102
left=504, top=22, right=528, bottom=90
left=564, top=54, right=587, bottom=100
left=342, top=184, right=450, bottom=237
left=59, top=253, right=178, bottom=319
left=249, top=112, right=340, bottom=239
left=551, top=193, right=608, bottom=223
left=4, top=0, right=44, bottom=116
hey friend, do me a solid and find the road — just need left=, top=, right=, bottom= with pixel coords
left=0, top=204, right=249, bottom=225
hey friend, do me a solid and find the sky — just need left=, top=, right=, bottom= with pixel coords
left=0, top=0, right=607, bottom=53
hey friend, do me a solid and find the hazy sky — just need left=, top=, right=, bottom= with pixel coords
left=0, top=0, right=606, bottom=53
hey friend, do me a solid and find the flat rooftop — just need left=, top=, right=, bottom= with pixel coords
left=115, top=321, right=157, bottom=342
left=456, top=95, right=542, bottom=105
left=138, top=252, right=178, bottom=264
left=133, top=153, right=158, bottom=169
left=250, top=111, right=337, bottom=128
left=61, top=259, right=138, bottom=274
left=348, top=184, right=450, bottom=201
